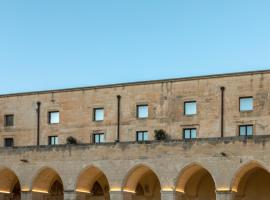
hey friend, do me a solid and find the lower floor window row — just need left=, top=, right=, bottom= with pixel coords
left=3, top=126, right=255, bottom=147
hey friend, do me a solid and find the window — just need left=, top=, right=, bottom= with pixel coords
left=136, top=131, right=149, bottom=142
left=48, top=111, right=60, bottom=124
left=4, top=114, right=14, bottom=127
left=93, top=108, right=104, bottom=121
left=4, top=138, right=14, bottom=147
left=93, top=133, right=105, bottom=143
left=239, top=125, right=253, bottom=136
left=183, top=128, right=197, bottom=139
left=184, top=101, right=197, bottom=115
left=240, top=97, right=253, bottom=111
left=48, top=136, right=59, bottom=145
left=137, top=105, right=148, bottom=119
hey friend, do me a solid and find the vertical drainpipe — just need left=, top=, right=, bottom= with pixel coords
left=220, top=87, right=225, bottom=138
left=116, top=95, right=121, bottom=142
left=36, top=102, right=41, bottom=146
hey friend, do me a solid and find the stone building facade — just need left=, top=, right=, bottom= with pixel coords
left=0, top=70, right=270, bottom=200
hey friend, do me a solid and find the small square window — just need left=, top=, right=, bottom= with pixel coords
left=184, top=101, right=197, bottom=115
left=4, top=115, right=14, bottom=127
left=48, top=136, right=59, bottom=145
left=4, top=138, right=14, bottom=147
left=93, top=108, right=104, bottom=121
left=183, top=128, right=197, bottom=139
left=136, top=131, right=149, bottom=142
left=240, top=97, right=253, bottom=111
left=93, top=133, right=105, bottom=143
left=239, top=125, right=253, bottom=136
left=137, top=105, right=148, bottom=119
left=48, top=111, right=60, bottom=124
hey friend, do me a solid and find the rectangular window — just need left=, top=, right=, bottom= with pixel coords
left=240, top=97, right=253, bottom=111
left=48, top=136, right=59, bottom=145
left=183, top=128, right=197, bottom=139
left=4, top=114, right=14, bottom=127
left=136, top=131, right=149, bottom=142
left=184, top=101, right=197, bottom=115
left=137, top=105, right=148, bottom=119
left=48, top=111, right=60, bottom=124
left=93, top=108, right=104, bottom=121
left=239, top=125, right=253, bottom=136
left=93, top=133, right=105, bottom=143
left=4, top=138, right=14, bottom=147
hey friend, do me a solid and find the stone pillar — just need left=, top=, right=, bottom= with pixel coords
left=216, top=191, right=233, bottom=200
left=161, top=191, right=176, bottom=200
left=64, top=190, right=77, bottom=200
left=110, top=191, right=124, bottom=200
left=21, top=192, right=32, bottom=200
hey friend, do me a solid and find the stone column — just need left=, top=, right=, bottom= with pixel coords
left=110, top=191, right=124, bottom=200
left=64, top=190, right=77, bottom=200
left=21, top=192, right=32, bottom=200
left=216, top=191, right=233, bottom=200
left=161, top=191, right=176, bottom=200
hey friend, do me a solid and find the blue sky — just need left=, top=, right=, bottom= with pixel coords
left=0, top=0, right=270, bottom=94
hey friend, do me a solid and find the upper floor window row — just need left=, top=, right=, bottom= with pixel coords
left=2, top=97, right=255, bottom=127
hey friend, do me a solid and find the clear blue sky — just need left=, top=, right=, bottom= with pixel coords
left=0, top=0, right=270, bottom=94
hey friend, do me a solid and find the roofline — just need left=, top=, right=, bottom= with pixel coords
left=1, top=69, right=270, bottom=98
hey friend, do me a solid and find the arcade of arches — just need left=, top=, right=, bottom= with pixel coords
left=0, top=162, right=269, bottom=200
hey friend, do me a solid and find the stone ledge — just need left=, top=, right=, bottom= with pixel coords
left=0, top=135, right=269, bottom=153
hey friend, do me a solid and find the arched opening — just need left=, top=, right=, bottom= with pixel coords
left=232, top=161, right=270, bottom=200
left=0, top=168, right=21, bottom=200
left=32, top=167, right=64, bottom=200
left=175, top=164, right=216, bottom=200
left=76, top=166, right=110, bottom=200
left=123, top=165, right=161, bottom=200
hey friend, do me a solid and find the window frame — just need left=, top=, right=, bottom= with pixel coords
left=239, top=125, right=253, bottom=136
left=93, top=108, right=104, bottom=122
left=183, top=128, right=197, bottom=140
left=184, top=101, right=197, bottom=116
left=136, top=104, right=149, bottom=119
left=136, top=131, right=149, bottom=142
left=93, top=133, right=105, bottom=144
left=4, top=114, right=14, bottom=127
left=239, top=97, right=253, bottom=112
left=48, top=111, right=60, bottom=124
left=4, top=138, right=14, bottom=147
left=48, top=136, right=59, bottom=145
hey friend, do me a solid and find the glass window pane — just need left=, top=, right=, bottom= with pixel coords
left=138, top=132, right=143, bottom=141
left=184, top=130, right=190, bottom=139
left=191, top=129, right=197, bottom=139
left=247, top=126, right=253, bottom=136
left=240, top=98, right=253, bottom=111
left=95, top=134, right=99, bottom=143
left=143, top=132, right=149, bottom=141
left=55, top=137, right=59, bottom=145
left=100, top=134, right=105, bottom=143
left=138, top=105, right=148, bottom=118
left=239, top=126, right=246, bottom=136
left=50, top=112, right=59, bottom=124
left=185, top=102, right=197, bottom=115
left=95, top=109, right=104, bottom=121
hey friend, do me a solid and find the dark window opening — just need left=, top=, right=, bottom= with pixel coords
left=4, top=114, right=14, bottom=127
left=4, top=138, right=14, bottom=147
